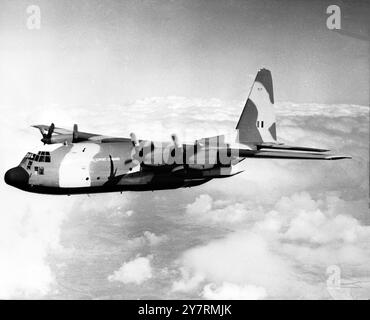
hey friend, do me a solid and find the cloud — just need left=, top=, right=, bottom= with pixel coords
left=186, top=194, right=213, bottom=215
left=0, top=97, right=368, bottom=299
left=186, top=194, right=260, bottom=225
left=172, top=268, right=205, bottom=293
left=108, top=255, right=153, bottom=285
left=127, top=231, right=168, bottom=247
left=202, top=282, right=267, bottom=300
left=125, top=210, right=134, bottom=217
left=173, top=231, right=297, bottom=298
left=275, top=102, right=369, bottom=118
left=0, top=191, right=73, bottom=298
left=143, top=231, right=168, bottom=246
left=174, top=192, right=370, bottom=299
left=283, top=208, right=367, bottom=244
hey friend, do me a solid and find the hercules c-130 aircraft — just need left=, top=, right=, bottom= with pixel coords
left=4, top=69, right=350, bottom=195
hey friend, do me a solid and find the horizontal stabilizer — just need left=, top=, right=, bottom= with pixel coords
left=236, top=149, right=351, bottom=160
left=256, top=143, right=330, bottom=152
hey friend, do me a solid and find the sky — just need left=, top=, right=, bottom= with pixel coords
left=0, top=0, right=369, bottom=299
left=0, top=0, right=369, bottom=110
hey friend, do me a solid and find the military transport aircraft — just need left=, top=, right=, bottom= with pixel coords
left=4, top=68, right=350, bottom=195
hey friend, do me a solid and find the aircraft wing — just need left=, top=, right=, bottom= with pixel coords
left=32, top=124, right=74, bottom=135
left=32, top=124, right=131, bottom=144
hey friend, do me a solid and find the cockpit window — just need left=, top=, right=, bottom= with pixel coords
left=34, top=151, right=51, bottom=163
left=25, top=152, right=36, bottom=160
left=24, top=151, right=51, bottom=163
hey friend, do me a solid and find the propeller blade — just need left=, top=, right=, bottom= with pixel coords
left=130, top=132, right=138, bottom=147
left=73, top=124, right=78, bottom=142
left=46, top=123, right=55, bottom=139
left=109, top=155, right=117, bottom=179
left=170, top=134, right=184, bottom=162
left=109, top=155, right=114, bottom=177
left=41, top=123, right=55, bottom=144
left=171, top=133, right=181, bottom=148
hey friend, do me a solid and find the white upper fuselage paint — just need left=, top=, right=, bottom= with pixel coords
left=59, top=143, right=100, bottom=187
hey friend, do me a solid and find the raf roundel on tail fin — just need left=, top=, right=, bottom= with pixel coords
left=236, top=68, right=277, bottom=144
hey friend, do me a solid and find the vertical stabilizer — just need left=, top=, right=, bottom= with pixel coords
left=236, top=68, right=277, bottom=144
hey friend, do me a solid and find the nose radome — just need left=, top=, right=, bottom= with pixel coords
left=4, top=167, right=29, bottom=188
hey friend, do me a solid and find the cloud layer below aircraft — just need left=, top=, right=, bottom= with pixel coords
left=0, top=97, right=368, bottom=299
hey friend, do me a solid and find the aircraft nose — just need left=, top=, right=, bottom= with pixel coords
left=4, top=167, right=29, bottom=188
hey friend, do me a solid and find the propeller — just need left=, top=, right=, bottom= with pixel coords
left=41, top=123, right=55, bottom=144
left=124, top=132, right=141, bottom=165
left=125, top=133, right=157, bottom=166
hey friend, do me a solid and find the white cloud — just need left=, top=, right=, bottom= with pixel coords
left=174, top=192, right=370, bottom=299
left=275, top=102, right=369, bottom=118
left=108, top=255, right=153, bottom=285
left=186, top=194, right=213, bottom=215
left=202, top=282, right=267, bottom=300
left=0, top=97, right=368, bottom=299
left=186, top=194, right=258, bottom=225
left=125, top=210, right=134, bottom=217
left=284, top=209, right=367, bottom=244
left=172, top=268, right=205, bottom=293
left=174, top=231, right=298, bottom=298
left=127, top=231, right=168, bottom=247
left=0, top=191, right=73, bottom=298
left=143, top=231, right=168, bottom=246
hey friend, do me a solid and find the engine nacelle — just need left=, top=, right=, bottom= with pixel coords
left=41, top=134, right=73, bottom=145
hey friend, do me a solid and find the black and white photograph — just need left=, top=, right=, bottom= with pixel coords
left=0, top=0, right=369, bottom=304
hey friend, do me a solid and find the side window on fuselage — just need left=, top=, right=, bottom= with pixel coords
left=34, top=166, right=44, bottom=175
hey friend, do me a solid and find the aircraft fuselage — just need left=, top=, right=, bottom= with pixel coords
left=4, top=140, right=235, bottom=195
